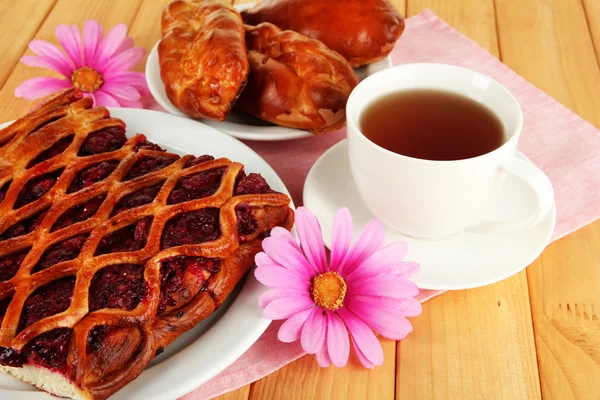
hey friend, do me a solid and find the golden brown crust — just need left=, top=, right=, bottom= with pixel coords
left=0, top=88, right=293, bottom=399
left=235, top=23, right=358, bottom=134
left=241, top=0, right=405, bottom=67
left=159, top=0, right=249, bottom=120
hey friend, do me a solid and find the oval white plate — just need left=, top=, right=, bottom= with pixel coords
left=304, top=140, right=556, bottom=290
left=145, top=3, right=393, bottom=141
left=0, top=108, right=294, bottom=400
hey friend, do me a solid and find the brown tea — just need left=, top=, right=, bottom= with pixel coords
left=359, top=89, right=505, bottom=161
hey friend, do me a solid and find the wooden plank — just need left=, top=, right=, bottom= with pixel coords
left=213, top=385, right=251, bottom=400
left=583, top=0, right=600, bottom=65
left=0, top=0, right=56, bottom=90
left=395, top=1, right=541, bottom=399
left=495, top=0, right=600, bottom=398
left=0, top=0, right=143, bottom=121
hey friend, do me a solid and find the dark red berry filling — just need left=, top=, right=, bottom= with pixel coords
left=89, top=264, right=147, bottom=311
left=157, top=256, right=221, bottom=315
left=86, top=325, right=118, bottom=353
left=185, top=155, right=214, bottom=168
left=0, top=297, right=10, bottom=318
left=0, top=249, right=30, bottom=282
left=67, top=161, right=119, bottom=193
left=51, top=194, right=106, bottom=232
left=95, top=217, right=152, bottom=255
left=79, top=126, right=126, bottom=156
left=34, top=234, right=88, bottom=273
left=167, top=167, right=225, bottom=205
left=161, top=209, right=220, bottom=249
left=15, top=168, right=64, bottom=209
left=0, top=180, right=11, bottom=204
left=27, top=135, right=74, bottom=168
left=236, top=203, right=258, bottom=243
left=0, top=347, right=25, bottom=367
left=235, top=172, right=274, bottom=195
left=124, top=155, right=178, bottom=181
left=111, top=182, right=164, bottom=216
left=134, top=140, right=165, bottom=152
left=18, top=276, right=75, bottom=332
left=0, top=208, right=47, bottom=240
left=23, top=328, right=71, bottom=373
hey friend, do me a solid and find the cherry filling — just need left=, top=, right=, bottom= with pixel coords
left=185, top=155, right=214, bottom=168
left=79, top=126, right=126, bottom=156
left=0, top=180, right=11, bottom=204
left=134, top=140, right=165, bottom=152
left=234, top=171, right=274, bottom=195
left=89, top=264, right=147, bottom=311
left=235, top=203, right=258, bottom=243
left=157, top=256, right=221, bottom=315
left=51, top=194, right=106, bottom=232
left=0, top=249, right=30, bottom=282
left=167, top=167, right=225, bottom=205
left=14, top=168, right=64, bottom=209
left=23, top=328, right=72, bottom=373
left=124, top=155, right=178, bottom=181
left=161, top=209, right=220, bottom=249
left=34, top=234, right=88, bottom=273
left=27, top=135, right=74, bottom=168
left=67, top=161, right=119, bottom=193
left=95, top=217, right=153, bottom=255
left=0, top=347, right=25, bottom=367
left=111, top=182, right=164, bottom=216
left=0, top=208, right=47, bottom=240
left=18, top=276, right=75, bottom=332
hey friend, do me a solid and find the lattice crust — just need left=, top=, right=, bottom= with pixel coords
left=0, top=89, right=294, bottom=400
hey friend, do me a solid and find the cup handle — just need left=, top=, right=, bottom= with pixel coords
left=467, top=156, right=554, bottom=234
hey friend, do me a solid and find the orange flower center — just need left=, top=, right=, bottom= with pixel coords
left=310, top=271, right=347, bottom=311
left=71, top=67, right=103, bottom=92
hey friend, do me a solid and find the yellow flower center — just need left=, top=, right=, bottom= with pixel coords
left=71, top=67, right=103, bottom=92
left=310, top=271, right=347, bottom=311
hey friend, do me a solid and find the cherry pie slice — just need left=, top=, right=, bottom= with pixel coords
left=0, top=89, right=293, bottom=399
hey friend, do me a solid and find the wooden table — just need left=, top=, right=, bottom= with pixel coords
left=1, top=0, right=599, bottom=399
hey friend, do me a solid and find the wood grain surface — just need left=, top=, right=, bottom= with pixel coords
left=0, top=0, right=597, bottom=399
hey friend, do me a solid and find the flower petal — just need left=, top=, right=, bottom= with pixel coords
left=255, top=252, right=310, bottom=280
left=254, top=264, right=310, bottom=290
left=117, top=98, right=144, bottom=109
left=94, top=23, right=128, bottom=66
left=262, top=235, right=314, bottom=279
left=345, top=242, right=409, bottom=285
left=20, top=55, right=73, bottom=77
left=278, top=308, right=312, bottom=343
left=263, top=295, right=313, bottom=320
left=258, top=287, right=308, bottom=309
left=55, top=24, right=83, bottom=68
left=295, top=207, right=327, bottom=274
left=102, top=84, right=140, bottom=101
left=326, top=311, right=350, bottom=367
left=115, top=36, right=134, bottom=55
left=101, top=47, right=145, bottom=75
left=350, top=295, right=422, bottom=317
left=337, top=219, right=385, bottom=276
left=301, top=307, right=326, bottom=354
left=315, top=332, right=332, bottom=367
left=103, top=71, right=147, bottom=88
left=346, top=295, right=415, bottom=340
left=94, top=90, right=121, bottom=108
left=349, top=273, right=419, bottom=299
left=330, top=208, right=352, bottom=272
left=338, top=308, right=384, bottom=367
left=14, top=77, right=71, bottom=100
left=28, top=40, right=75, bottom=72
left=84, top=20, right=103, bottom=65
left=351, top=336, right=374, bottom=369
left=270, top=227, right=302, bottom=252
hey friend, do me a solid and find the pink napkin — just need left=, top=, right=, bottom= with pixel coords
left=182, top=9, right=600, bottom=399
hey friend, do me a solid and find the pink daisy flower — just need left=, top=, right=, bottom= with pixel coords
left=255, top=207, right=422, bottom=368
left=15, top=20, right=148, bottom=108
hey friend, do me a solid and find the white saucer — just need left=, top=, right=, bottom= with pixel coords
left=303, top=140, right=556, bottom=290
left=145, top=3, right=392, bottom=141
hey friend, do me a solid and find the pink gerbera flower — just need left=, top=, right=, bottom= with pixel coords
left=15, top=20, right=148, bottom=108
left=255, top=207, right=422, bottom=368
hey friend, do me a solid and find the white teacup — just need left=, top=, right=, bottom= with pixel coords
left=346, top=63, right=554, bottom=239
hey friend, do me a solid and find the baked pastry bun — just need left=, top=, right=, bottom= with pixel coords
left=241, top=0, right=405, bottom=67
left=159, top=0, right=249, bottom=120
left=235, top=23, right=358, bottom=134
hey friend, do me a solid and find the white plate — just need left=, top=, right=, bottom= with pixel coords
left=303, top=140, right=556, bottom=290
left=0, top=108, right=295, bottom=400
left=145, top=3, right=393, bottom=141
